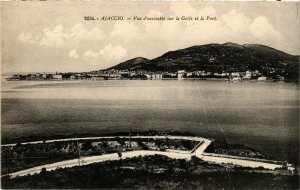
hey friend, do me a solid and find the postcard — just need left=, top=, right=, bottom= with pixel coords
left=1, top=1, right=299, bottom=189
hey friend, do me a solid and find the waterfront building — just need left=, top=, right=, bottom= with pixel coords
left=186, top=72, right=193, bottom=77
left=101, top=74, right=110, bottom=77
left=231, top=72, right=240, bottom=77
left=52, top=75, right=62, bottom=80
left=232, top=77, right=242, bottom=82
left=258, top=76, right=267, bottom=81
left=177, top=70, right=185, bottom=80
left=245, top=71, right=252, bottom=78
left=145, top=74, right=151, bottom=79
left=221, top=72, right=228, bottom=77
left=154, top=72, right=163, bottom=80
left=109, top=74, right=121, bottom=79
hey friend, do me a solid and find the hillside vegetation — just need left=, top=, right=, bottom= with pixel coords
left=2, top=155, right=297, bottom=189
left=105, top=43, right=299, bottom=80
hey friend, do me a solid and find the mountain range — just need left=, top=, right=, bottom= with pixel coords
left=101, top=43, right=299, bottom=80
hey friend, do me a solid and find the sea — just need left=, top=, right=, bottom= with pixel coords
left=1, top=77, right=299, bottom=165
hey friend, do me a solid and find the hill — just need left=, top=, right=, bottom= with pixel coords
left=101, top=43, right=299, bottom=80
left=107, top=57, right=150, bottom=71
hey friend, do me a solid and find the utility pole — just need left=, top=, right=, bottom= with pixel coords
left=220, top=128, right=227, bottom=144
left=288, top=144, right=290, bottom=162
left=129, top=129, right=132, bottom=149
left=42, top=140, right=46, bottom=158
left=77, top=141, right=81, bottom=166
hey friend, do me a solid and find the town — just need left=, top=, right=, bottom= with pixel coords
left=7, top=69, right=285, bottom=82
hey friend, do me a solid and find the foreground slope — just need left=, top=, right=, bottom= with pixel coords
left=2, top=155, right=298, bottom=189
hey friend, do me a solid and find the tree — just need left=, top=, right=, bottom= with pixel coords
left=117, top=152, right=122, bottom=159
left=40, top=167, right=47, bottom=175
left=82, top=141, right=93, bottom=151
left=101, top=142, right=108, bottom=149
left=14, top=142, right=22, bottom=149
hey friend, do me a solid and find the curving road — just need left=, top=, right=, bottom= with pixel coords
left=1, top=136, right=210, bottom=147
left=2, top=135, right=290, bottom=178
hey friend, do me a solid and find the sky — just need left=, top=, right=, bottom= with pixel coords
left=1, top=2, right=299, bottom=73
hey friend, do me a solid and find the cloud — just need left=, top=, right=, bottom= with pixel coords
left=142, top=11, right=162, bottom=34
left=99, top=44, right=127, bottom=61
left=83, top=50, right=99, bottom=59
left=18, top=33, right=38, bottom=44
left=69, top=49, right=79, bottom=59
left=167, top=4, right=282, bottom=46
left=110, top=20, right=140, bottom=42
left=20, top=23, right=106, bottom=48
left=198, top=6, right=217, bottom=16
left=169, top=2, right=197, bottom=16
left=141, top=10, right=183, bottom=42
left=178, top=6, right=228, bottom=44
left=222, top=10, right=251, bottom=34
left=81, top=44, right=127, bottom=69
left=250, top=16, right=281, bottom=41
left=71, top=23, right=105, bottom=41
left=39, top=25, right=69, bottom=47
left=83, top=44, right=127, bottom=62
left=140, top=5, right=223, bottom=46
left=13, top=3, right=287, bottom=73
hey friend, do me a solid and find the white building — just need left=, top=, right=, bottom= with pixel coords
left=186, top=72, right=193, bottom=77
left=258, top=76, right=267, bottom=81
left=231, top=72, right=240, bottom=77
left=154, top=73, right=162, bottom=80
left=177, top=70, right=185, bottom=80
left=109, top=74, right=121, bottom=78
left=221, top=72, right=228, bottom=77
left=245, top=71, right=252, bottom=78
left=52, top=74, right=62, bottom=80
left=232, top=77, right=241, bottom=82
left=145, top=74, right=151, bottom=79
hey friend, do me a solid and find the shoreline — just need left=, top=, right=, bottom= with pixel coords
left=5, top=78, right=298, bottom=82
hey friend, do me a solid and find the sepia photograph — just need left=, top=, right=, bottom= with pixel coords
left=1, top=1, right=299, bottom=189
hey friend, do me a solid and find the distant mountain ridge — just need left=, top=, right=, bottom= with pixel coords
left=103, top=43, right=299, bottom=80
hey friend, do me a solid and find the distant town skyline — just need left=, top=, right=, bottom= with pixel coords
left=2, top=2, right=299, bottom=73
